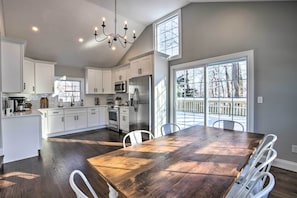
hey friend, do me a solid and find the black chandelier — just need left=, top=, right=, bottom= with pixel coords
left=94, top=0, right=136, bottom=50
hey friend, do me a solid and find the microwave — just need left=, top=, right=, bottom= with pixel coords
left=114, top=81, right=127, bottom=93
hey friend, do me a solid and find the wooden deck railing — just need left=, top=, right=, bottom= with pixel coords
left=176, top=98, right=246, bottom=116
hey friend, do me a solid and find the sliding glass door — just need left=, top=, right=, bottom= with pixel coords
left=171, top=51, right=254, bottom=131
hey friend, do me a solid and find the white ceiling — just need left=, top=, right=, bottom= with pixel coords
left=1, top=0, right=287, bottom=68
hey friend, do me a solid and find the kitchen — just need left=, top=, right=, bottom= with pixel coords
left=1, top=0, right=297, bottom=197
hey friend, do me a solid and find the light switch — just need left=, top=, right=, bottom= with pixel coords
left=257, top=96, right=263, bottom=104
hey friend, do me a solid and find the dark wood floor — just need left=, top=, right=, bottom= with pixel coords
left=0, top=128, right=296, bottom=198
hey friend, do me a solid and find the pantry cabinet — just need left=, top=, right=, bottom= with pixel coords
left=1, top=37, right=25, bottom=93
left=85, top=68, right=113, bottom=94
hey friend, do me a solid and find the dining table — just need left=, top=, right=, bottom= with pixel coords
left=87, top=125, right=264, bottom=198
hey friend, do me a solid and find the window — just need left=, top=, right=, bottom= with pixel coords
left=170, top=50, right=254, bottom=131
left=54, top=80, right=81, bottom=102
left=154, top=10, right=181, bottom=59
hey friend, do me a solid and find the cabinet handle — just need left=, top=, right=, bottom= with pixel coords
left=33, top=86, right=35, bottom=92
left=119, top=75, right=122, bottom=81
left=52, top=87, right=54, bottom=92
left=53, top=112, right=59, bottom=114
left=62, top=117, right=64, bottom=122
left=91, top=112, right=96, bottom=115
left=24, top=83, right=26, bottom=90
left=77, top=115, right=79, bottom=120
left=123, top=116, right=126, bottom=121
left=138, top=68, right=142, bottom=75
left=45, top=113, right=47, bottom=118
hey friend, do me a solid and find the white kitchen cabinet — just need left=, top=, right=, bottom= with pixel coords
left=98, top=106, right=108, bottom=126
left=102, top=70, right=113, bottom=94
left=113, top=64, right=129, bottom=82
left=35, top=61, right=55, bottom=94
left=1, top=37, right=25, bottom=93
left=120, top=107, right=129, bottom=132
left=85, top=68, right=114, bottom=94
left=64, top=108, right=87, bottom=131
left=23, top=58, right=35, bottom=94
left=47, top=109, right=64, bottom=134
left=87, top=107, right=100, bottom=127
left=85, top=68, right=102, bottom=94
left=2, top=115, right=41, bottom=163
left=129, top=54, right=153, bottom=78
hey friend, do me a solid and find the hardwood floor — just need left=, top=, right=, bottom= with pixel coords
left=0, top=128, right=296, bottom=198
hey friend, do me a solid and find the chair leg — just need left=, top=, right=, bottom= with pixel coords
left=107, top=182, right=118, bottom=198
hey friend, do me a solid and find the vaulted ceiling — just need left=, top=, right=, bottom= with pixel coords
left=1, top=0, right=283, bottom=68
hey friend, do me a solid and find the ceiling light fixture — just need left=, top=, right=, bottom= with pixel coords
left=93, top=0, right=136, bottom=49
left=78, top=38, right=84, bottom=43
left=32, top=26, right=39, bottom=32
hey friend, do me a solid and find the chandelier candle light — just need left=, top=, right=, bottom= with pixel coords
left=94, top=0, right=136, bottom=50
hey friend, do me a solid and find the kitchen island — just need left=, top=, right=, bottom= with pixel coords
left=1, top=110, right=41, bottom=163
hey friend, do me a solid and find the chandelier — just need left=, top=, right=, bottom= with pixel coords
left=93, top=0, right=136, bottom=50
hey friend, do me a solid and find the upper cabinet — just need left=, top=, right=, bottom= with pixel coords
left=23, top=59, right=35, bottom=94
left=1, top=37, right=26, bottom=93
left=85, top=68, right=114, bottom=94
left=113, top=64, right=129, bottom=83
left=23, top=58, right=55, bottom=94
left=129, top=55, right=153, bottom=78
left=35, top=61, right=55, bottom=93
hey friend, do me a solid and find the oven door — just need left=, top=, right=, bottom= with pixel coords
left=108, top=108, right=119, bottom=131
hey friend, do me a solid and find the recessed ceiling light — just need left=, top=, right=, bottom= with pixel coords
left=111, top=46, right=116, bottom=51
left=32, top=26, right=39, bottom=32
left=78, top=38, right=84, bottom=43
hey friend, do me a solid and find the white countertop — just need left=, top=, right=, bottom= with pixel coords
left=38, top=105, right=109, bottom=111
left=2, top=109, right=42, bottom=119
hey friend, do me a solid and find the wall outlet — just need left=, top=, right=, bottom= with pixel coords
left=292, top=145, right=297, bottom=153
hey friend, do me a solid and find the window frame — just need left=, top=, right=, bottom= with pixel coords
left=170, top=50, right=254, bottom=131
left=54, top=77, right=84, bottom=103
left=153, top=9, right=182, bottom=60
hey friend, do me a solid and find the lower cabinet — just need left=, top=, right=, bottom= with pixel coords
left=47, top=109, right=65, bottom=134
left=64, top=109, right=87, bottom=131
left=39, top=106, right=108, bottom=138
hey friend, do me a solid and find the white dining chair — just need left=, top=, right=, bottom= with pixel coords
left=239, top=134, right=277, bottom=180
left=228, top=148, right=277, bottom=197
left=69, top=170, right=98, bottom=198
left=123, top=130, right=154, bottom=148
left=160, top=123, right=180, bottom=136
left=212, top=119, right=244, bottom=131
left=230, top=172, right=275, bottom=198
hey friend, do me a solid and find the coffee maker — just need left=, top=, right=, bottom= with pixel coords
left=8, top=97, right=26, bottom=112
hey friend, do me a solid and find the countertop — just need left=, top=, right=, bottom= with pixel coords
left=2, top=109, right=42, bottom=119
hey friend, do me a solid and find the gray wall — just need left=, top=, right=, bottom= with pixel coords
left=0, top=0, right=5, bottom=36
left=123, top=2, right=297, bottom=163
left=55, top=65, right=85, bottom=78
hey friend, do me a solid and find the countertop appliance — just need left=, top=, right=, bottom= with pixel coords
left=114, top=81, right=127, bottom=93
left=129, top=75, right=151, bottom=131
left=8, top=97, right=26, bottom=112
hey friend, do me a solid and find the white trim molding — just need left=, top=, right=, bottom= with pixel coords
left=272, top=158, right=297, bottom=173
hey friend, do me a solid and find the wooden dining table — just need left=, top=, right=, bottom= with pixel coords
left=87, top=125, right=264, bottom=198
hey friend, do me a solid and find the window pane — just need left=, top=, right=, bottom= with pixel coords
left=54, top=80, right=81, bottom=103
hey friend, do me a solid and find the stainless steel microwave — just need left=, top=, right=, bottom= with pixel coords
left=114, top=81, right=127, bottom=93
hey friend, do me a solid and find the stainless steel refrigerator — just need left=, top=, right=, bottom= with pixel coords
left=129, top=75, right=152, bottom=132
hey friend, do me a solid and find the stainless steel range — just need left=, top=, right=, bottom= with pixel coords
left=108, top=106, right=120, bottom=132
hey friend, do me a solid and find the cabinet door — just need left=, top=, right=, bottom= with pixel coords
left=48, top=115, right=64, bottom=133
left=35, top=62, right=55, bottom=93
left=88, top=108, right=100, bottom=127
left=86, top=69, right=102, bottom=94
left=1, top=39, right=24, bottom=92
left=102, top=70, right=113, bottom=94
left=64, top=114, right=77, bottom=131
left=76, top=112, right=88, bottom=129
left=23, top=59, right=35, bottom=94
left=140, top=55, right=153, bottom=76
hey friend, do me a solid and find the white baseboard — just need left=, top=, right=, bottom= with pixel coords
left=272, top=158, right=297, bottom=173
